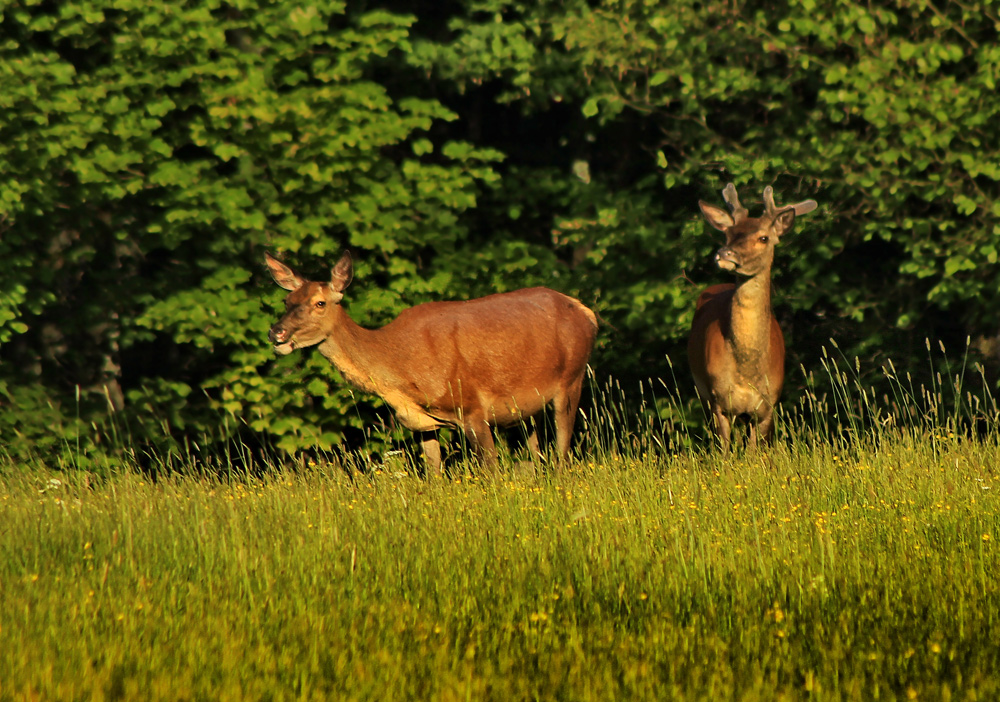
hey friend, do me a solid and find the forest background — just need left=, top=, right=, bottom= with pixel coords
left=2, top=0, right=999, bottom=465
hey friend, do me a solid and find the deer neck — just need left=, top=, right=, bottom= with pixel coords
left=316, top=307, right=394, bottom=396
left=729, top=272, right=774, bottom=368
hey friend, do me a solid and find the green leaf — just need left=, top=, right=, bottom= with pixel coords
left=412, top=138, right=433, bottom=156
left=953, top=194, right=978, bottom=216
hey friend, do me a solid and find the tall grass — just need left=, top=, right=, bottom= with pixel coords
left=2, top=346, right=999, bottom=701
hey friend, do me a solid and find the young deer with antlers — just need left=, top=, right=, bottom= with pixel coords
left=688, top=184, right=817, bottom=451
left=265, top=251, right=598, bottom=475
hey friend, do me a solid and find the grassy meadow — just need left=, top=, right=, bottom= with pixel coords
left=2, top=356, right=1000, bottom=701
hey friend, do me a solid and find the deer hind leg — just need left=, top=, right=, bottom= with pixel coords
left=553, top=377, right=585, bottom=466
left=419, top=431, right=444, bottom=479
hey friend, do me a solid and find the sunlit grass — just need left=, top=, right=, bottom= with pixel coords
left=3, top=345, right=1000, bottom=700
left=2, top=433, right=999, bottom=701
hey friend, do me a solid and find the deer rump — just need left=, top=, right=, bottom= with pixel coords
left=361, top=288, right=597, bottom=434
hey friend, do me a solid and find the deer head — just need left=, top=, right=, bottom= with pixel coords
left=698, top=184, right=817, bottom=279
left=265, top=251, right=354, bottom=355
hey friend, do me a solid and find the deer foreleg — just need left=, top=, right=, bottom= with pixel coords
left=524, top=418, right=542, bottom=460
left=713, top=406, right=733, bottom=453
left=463, top=417, right=498, bottom=470
left=755, top=411, right=776, bottom=446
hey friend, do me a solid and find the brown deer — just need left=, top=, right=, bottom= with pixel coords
left=688, top=183, right=817, bottom=451
left=265, top=251, right=598, bottom=474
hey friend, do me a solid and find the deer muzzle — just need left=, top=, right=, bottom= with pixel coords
left=715, top=247, right=740, bottom=272
left=268, top=324, right=296, bottom=355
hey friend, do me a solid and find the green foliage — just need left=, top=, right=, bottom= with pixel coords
left=0, top=381, right=88, bottom=464
left=0, top=0, right=500, bottom=458
left=2, top=0, right=1000, bottom=460
left=407, top=0, right=1000, bottom=426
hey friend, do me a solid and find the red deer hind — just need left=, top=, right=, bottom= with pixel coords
left=688, top=184, right=817, bottom=451
left=265, top=251, right=598, bottom=474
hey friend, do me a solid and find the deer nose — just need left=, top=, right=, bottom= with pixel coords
left=269, top=325, right=289, bottom=344
left=715, top=247, right=739, bottom=271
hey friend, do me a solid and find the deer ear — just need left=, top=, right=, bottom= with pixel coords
left=699, top=201, right=735, bottom=231
left=265, top=252, right=304, bottom=291
left=330, top=251, right=354, bottom=294
left=771, top=209, right=797, bottom=238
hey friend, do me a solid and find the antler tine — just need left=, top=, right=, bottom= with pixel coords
left=762, top=186, right=777, bottom=218
left=792, top=200, right=818, bottom=216
left=722, top=183, right=748, bottom=223
left=765, top=185, right=818, bottom=218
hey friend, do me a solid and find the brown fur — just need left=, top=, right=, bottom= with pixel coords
left=265, top=252, right=598, bottom=474
left=688, top=184, right=816, bottom=451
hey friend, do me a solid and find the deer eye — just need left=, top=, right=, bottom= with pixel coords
left=759, top=236, right=770, bottom=244
left=315, top=300, right=326, bottom=309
